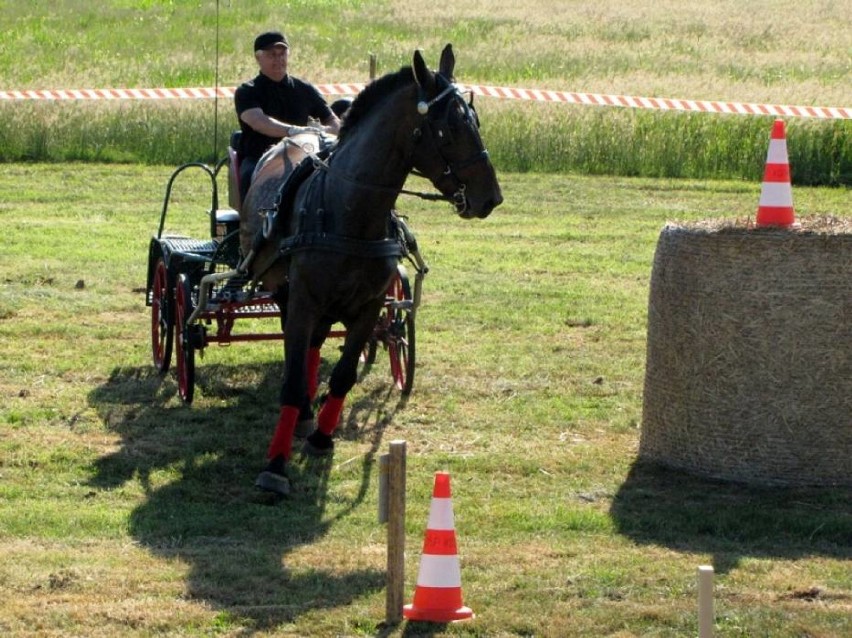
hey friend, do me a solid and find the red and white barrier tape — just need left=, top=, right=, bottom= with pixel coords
left=0, top=87, right=229, bottom=100
left=461, top=85, right=851, bottom=120
left=1, top=84, right=849, bottom=119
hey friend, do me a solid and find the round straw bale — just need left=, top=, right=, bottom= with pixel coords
left=640, top=217, right=851, bottom=486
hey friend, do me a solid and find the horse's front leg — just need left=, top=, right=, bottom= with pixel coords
left=270, top=287, right=327, bottom=437
left=303, top=300, right=383, bottom=456
left=255, top=308, right=315, bottom=496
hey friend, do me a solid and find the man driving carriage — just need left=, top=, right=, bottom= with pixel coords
left=234, top=30, right=341, bottom=202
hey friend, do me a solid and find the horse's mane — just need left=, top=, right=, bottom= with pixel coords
left=338, top=66, right=415, bottom=141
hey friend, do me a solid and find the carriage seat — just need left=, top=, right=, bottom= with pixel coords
left=214, top=209, right=240, bottom=234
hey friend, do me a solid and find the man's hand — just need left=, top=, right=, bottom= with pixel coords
left=286, top=125, right=322, bottom=137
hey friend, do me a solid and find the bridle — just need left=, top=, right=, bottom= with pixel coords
left=411, top=77, right=491, bottom=214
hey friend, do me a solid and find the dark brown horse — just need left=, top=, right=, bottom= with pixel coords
left=242, top=45, right=503, bottom=495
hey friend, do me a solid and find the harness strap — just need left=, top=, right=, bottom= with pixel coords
left=277, top=232, right=404, bottom=259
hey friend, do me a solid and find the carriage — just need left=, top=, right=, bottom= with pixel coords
left=145, top=145, right=427, bottom=405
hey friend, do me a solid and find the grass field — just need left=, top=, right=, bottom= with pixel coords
left=0, top=162, right=850, bottom=636
left=1, top=1, right=850, bottom=635
left=0, top=0, right=849, bottom=182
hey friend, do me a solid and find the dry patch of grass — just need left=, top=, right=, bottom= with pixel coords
left=388, top=0, right=852, bottom=104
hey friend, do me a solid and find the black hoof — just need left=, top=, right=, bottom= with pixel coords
left=255, top=456, right=290, bottom=495
left=302, top=430, right=334, bottom=457
left=255, top=470, right=290, bottom=496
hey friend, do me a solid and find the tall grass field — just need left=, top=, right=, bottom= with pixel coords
left=0, top=0, right=850, bottom=183
left=1, top=1, right=850, bottom=637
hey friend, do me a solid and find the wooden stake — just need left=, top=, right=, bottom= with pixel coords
left=698, top=565, right=714, bottom=638
left=385, top=440, right=406, bottom=624
left=378, top=453, right=389, bottom=524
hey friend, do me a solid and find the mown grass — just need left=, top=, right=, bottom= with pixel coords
left=0, top=163, right=849, bottom=637
left=0, top=0, right=850, bottom=183
left=1, top=1, right=850, bottom=635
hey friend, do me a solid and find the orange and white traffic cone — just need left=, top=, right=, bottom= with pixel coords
left=403, top=471, right=474, bottom=623
left=756, top=119, right=796, bottom=227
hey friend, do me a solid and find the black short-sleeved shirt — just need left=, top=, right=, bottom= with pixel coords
left=234, top=73, right=333, bottom=160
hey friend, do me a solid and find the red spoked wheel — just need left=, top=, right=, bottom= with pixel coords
left=174, top=274, right=196, bottom=404
left=386, top=267, right=415, bottom=395
left=151, top=257, right=174, bottom=373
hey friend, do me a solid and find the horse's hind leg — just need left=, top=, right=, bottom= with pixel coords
left=293, top=346, right=321, bottom=438
left=303, top=304, right=382, bottom=456
left=295, top=326, right=330, bottom=438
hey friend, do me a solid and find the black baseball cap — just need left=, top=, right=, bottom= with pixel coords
left=254, top=31, right=289, bottom=51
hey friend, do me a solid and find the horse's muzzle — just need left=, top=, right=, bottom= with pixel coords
left=458, top=188, right=503, bottom=219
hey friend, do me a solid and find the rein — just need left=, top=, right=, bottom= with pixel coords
left=272, top=134, right=449, bottom=206
left=323, top=160, right=451, bottom=203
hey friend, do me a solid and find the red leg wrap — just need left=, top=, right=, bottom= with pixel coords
left=317, top=395, right=345, bottom=436
left=267, top=405, right=300, bottom=460
left=307, top=347, right=321, bottom=401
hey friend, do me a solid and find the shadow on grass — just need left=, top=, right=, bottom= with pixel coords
left=610, top=459, right=852, bottom=574
left=87, top=358, right=405, bottom=631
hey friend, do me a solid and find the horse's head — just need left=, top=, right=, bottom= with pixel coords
left=411, top=45, right=503, bottom=219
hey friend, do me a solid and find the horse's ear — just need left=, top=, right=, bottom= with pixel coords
left=439, top=44, right=455, bottom=80
left=412, top=49, right=434, bottom=92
